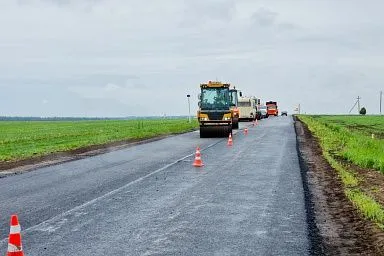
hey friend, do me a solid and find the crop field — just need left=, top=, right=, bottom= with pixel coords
left=303, top=115, right=384, bottom=172
left=311, top=115, right=384, bottom=139
left=299, top=115, right=384, bottom=229
left=0, top=119, right=198, bottom=162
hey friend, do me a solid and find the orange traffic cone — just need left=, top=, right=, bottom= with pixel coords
left=193, top=147, right=204, bottom=167
left=7, top=215, right=24, bottom=256
left=244, top=128, right=248, bottom=135
left=227, top=133, right=233, bottom=146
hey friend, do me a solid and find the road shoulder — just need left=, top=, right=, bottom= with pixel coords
left=294, top=116, right=383, bottom=255
left=0, top=133, right=182, bottom=178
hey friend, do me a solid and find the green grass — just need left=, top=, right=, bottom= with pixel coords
left=0, top=119, right=198, bottom=162
left=300, top=115, right=384, bottom=173
left=311, top=115, right=384, bottom=139
left=299, top=115, right=384, bottom=228
left=346, top=188, right=384, bottom=229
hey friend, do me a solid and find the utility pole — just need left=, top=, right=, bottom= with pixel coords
left=349, top=96, right=361, bottom=114
left=357, top=96, right=361, bottom=114
left=294, top=104, right=301, bottom=114
left=380, top=91, right=383, bottom=115
left=187, top=94, right=191, bottom=123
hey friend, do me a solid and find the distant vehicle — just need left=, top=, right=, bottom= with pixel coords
left=259, top=105, right=268, bottom=119
left=281, top=111, right=288, bottom=116
left=251, top=97, right=262, bottom=120
left=266, top=101, right=279, bottom=116
left=238, top=97, right=256, bottom=121
left=255, top=107, right=262, bottom=120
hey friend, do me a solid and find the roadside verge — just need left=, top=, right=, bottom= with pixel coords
left=294, top=116, right=384, bottom=255
left=0, top=130, right=195, bottom=178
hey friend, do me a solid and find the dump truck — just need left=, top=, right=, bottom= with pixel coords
left=197, top=81, right=233, bottom=138
left=238, top=96, right=257, bottom=121
left=229, top=86, right=241, bottom=129
left=266, top=101, right=279, bottom=116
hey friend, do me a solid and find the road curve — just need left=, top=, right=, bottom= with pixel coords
left=0, top=117, right=309, bottom=255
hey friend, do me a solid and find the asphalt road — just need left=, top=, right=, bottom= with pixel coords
left=0, top=116, right=309, bottom=255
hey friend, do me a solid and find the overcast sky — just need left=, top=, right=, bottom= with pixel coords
left=1, top=0, right=383, bottom=117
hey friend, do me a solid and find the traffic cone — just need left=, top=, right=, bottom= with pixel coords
left=244, top=128, right=248, bottom=135
left=227, top=133, right=233, bottom=146
left=7, top=214, right=24, bottom=256
left=193, top=147, right=204, bottom=167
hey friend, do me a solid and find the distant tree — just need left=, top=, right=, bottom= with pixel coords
left=359, top=107, right=367, bottom=115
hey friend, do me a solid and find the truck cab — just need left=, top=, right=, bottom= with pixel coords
left=229, top=87, right=241, bottom=129
left=266, top=101, right=279, bottom=116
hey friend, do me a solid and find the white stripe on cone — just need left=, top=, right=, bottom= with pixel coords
left=8, top=243, right=22, bottom=252
left=10, top=225, right=21, bottom=234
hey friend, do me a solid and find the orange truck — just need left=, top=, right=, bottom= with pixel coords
left=266, top=101, right=279, bottom=116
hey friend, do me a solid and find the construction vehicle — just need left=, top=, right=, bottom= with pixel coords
left=238, top=96, right=257, bottom=121
left=252, top=97, right=262, bottom=120
left=197, top=81, right=233, bottom=138
left=266, top=101, right=279, bottom=116
left=229, top=86, right=241, bottom=129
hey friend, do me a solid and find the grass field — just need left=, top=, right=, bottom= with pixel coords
left=0, top=119, right=198, bottom=162
left=299, top=115, right=384, bottom=229
left=303, top=115, right=384, bottom=172
left=311, top=115, right=384, bottom=139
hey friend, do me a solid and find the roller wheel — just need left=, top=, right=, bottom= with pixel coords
left=200, top=127, right=208, bottom=138
left=226, top=125, right=232, bottom=137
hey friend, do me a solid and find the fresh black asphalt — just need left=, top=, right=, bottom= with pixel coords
left=0, top=116, right=309, bottom=255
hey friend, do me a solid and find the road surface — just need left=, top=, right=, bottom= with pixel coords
left=0, top=116, right=309, bottom=255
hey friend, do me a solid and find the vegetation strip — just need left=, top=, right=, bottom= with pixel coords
left=0, top=119, right=198, bottom=162
left=298, top=115, right=384, bottom=229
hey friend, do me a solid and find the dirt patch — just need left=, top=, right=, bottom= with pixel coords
left=334, top=155, right=384, bottom=210
left=294, top=116, right=384, bottom=255
left=0, top=132, right=187, bottom=177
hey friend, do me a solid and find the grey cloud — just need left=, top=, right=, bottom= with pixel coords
left=16, top=0, right=104, bottom=8
left=251, top=7, right=278, bottom=27
left=72, top=74, right=140, bottom=87
left=1, top=0, right=384, bottom=116
left=180, top=0, right=236, bottom=27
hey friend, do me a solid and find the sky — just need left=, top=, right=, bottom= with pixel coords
left=0, top=0, right=383, bottom=117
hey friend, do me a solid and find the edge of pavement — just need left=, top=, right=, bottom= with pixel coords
left=294, top=115, right=383, bottom=255
left=0, top=125, right=250, bottom=178
left=0, top=130, right=195, bottom=178
left=294, top=116, right=325, bottom=255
